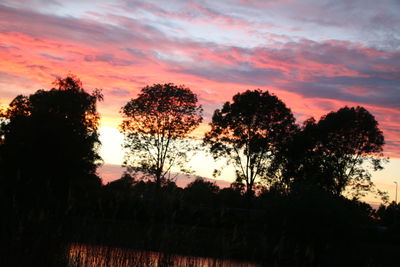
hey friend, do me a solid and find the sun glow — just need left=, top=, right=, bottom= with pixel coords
left=99, top=126, right=124, bottom=166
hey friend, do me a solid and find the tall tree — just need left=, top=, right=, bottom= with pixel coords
left=204, top=90, right=297, bottom=197
left=0, top=74, right=103, bottom=214
left=120, top=83, right=203, bottom=187
left=270, top=106, right=385, bottom=197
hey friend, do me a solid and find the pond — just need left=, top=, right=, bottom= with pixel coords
left=68, top=243, right=261, bottom=267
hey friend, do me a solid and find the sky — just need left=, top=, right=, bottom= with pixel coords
left=0, top=0, right=399, bottom=204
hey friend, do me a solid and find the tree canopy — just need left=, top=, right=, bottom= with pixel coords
left=120, top=83, right=203, bottom=186
left=204, top=89, right=297, bottom=197
left=269, top=106, right=385, bottom=197
left=0, top=74, right=103, bottom=214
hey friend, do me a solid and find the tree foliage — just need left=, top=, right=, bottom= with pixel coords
left=0, top=74, right=103, bottom=213
left=120, top=83, right=203, bottom=186
left=376, top=201, right=400, bottom=226
left=204, top=90, right=297, bottom=196
left=270, top=106, right=385, bottom=197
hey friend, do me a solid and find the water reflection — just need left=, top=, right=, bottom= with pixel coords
left=68, top=243, right=261, bottom=267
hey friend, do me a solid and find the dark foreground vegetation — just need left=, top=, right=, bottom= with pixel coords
left=1, top=75, right=399, bottom=266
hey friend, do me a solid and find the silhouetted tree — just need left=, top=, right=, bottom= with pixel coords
left=107, top=172, right=136, bottom=190
left=184, top=178, right=220, bottom=206
left=270, top=106, right=385, bottom=197
left=0, top=105, right=5, bottom=198
left=0, top=104, right=5, bottom=138
left=218, top=186, right=245, bottom=209
left=376, top=201, right=400, bottom=226
left=120, top=83, right=203, bottom=187
left=204, top=90, right=297, bottom=197
left=0, top=104, right=5, bottom=155
left=0, top=74, right=103, bottom=214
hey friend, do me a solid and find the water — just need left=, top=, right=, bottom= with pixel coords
left=68, top=243, right=261, bottom=267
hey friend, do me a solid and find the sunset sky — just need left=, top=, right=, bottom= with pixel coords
left=1, top=0, right=399, bottom=204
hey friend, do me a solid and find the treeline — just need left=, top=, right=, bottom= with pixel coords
left=0, top=74, right=399, bottom=266
left=119, top=82, right=386, bottom=199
